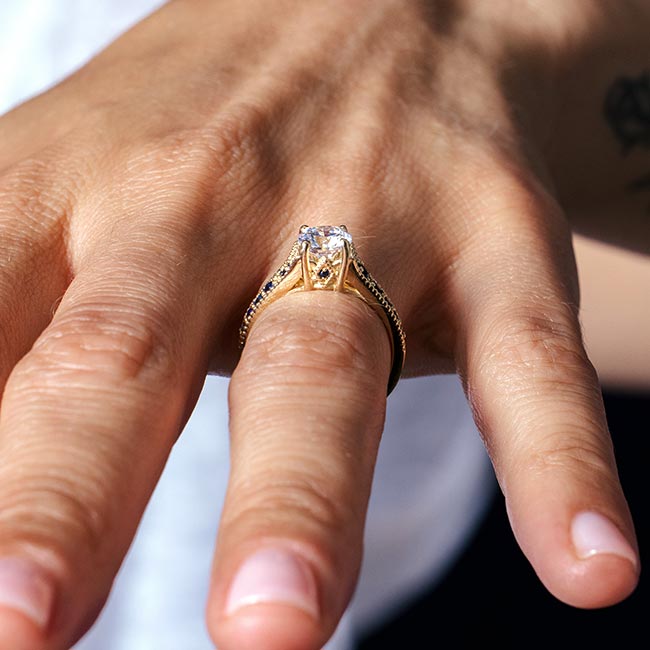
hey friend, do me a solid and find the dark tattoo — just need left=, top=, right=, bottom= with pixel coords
left=604, top=71, right=650, bottom=153
left=604, top=72, right=650, bottom=210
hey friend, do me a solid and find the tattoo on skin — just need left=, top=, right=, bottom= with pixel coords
left=604, top=71, right=650, bottom=206
left=604, top=71, right=650, bottom=152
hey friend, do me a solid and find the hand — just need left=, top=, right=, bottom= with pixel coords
left=0, top=1, right=643, bottom=649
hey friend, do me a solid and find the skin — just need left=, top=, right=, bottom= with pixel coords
left=575, top=235, right=650, bottom=393
left=0, top=0, right=648, bottom=648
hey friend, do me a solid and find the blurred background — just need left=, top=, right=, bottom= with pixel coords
left=360, top=388, right=648, bottom=648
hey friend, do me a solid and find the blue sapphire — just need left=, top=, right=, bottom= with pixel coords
left=264, top=281, right=274, bottom=292
left=246, top=307, right=254, bottom=317
left=318, top=269, right=330, bottom=279
left=279, top=268, right=287, bottom=276
left=254, top=294, right=263, bottom=304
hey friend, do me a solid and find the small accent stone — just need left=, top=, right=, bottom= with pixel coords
left=246, top=308, right=254, bottom=318
left=264, top=282, right=274, bottom=292
left=279, top=268, right=287, bottom=276
left=318, top=269, right=330, bottom=279
left=254, top=294, right=263, bottom=304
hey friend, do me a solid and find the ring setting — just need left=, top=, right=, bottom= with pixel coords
left=239, top=225, right=406, bottom=395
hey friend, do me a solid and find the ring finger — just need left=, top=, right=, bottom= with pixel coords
left=207, top=226, right=394, bottom=650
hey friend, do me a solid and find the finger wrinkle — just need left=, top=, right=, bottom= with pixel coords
left=0, top=485, right=109, bottom=558
left=220, top=487, right=357, bottom=553
left=242, top=295, right=389, bottom=377
left=23, top=329, right=163, bottom=384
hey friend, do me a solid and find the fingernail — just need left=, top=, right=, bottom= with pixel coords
left=571, top=511, right=638, bottom=567
left=225, top=547, right=319, bottom=617
left=0, top=557, right=54, bottom=628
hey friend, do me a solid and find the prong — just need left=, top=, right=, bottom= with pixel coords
left=301, top=241, right=313, bottom=290
left=336, top=241, right=350, bottom=292
left=339, top=224, right=348, bottom=232
left=299, top=224, right=309, bottom=233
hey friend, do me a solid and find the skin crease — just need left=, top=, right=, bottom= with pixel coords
left=0, top=1, right=647, bottom=648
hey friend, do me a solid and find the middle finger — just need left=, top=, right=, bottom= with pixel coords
left=0, top=185, right=227, bottom=648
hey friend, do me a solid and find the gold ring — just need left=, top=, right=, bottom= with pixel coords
left=238, top=225, right=406, bottom=395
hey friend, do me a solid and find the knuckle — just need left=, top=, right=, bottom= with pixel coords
left=202, top=105, right=283, bottom=212
left=9, top=304, right=178, bottom=392
left=521, top=434, right=616, bottom=488
left=139, top=103, right=275, bottom=195
left=241, top=297, right=386, bottom=385
left=449, top=164, right=576, bottom=280
left=477, top=305, right=593, bottom=386
left=0, top=467, right=115, bottom=558
left=204, top=103, right=272, bottom=176
left=116, top=103, right=281, bottom=243
left=0, top=157, right=71, bottom=248
left=224, top=473, right=354, bottom=541
left=258, top=322, right=365, bottom=371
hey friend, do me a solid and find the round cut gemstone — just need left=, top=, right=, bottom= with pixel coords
left=298, top=226, right=352, bottom=259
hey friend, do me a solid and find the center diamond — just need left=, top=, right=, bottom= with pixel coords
left=298, top=226, right=352, bottom=259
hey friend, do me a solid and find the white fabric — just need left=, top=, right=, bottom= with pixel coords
left=0, top=2, right=496, bottom=649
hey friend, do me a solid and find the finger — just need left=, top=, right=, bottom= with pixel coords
left=0, top=239, right=213, bottom=649
left=454, top=177, right=640, bottom=608
left=207, top=289, right=392, bottom=650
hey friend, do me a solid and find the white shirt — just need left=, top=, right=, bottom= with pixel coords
left=0, top=3, right=495, bottom=648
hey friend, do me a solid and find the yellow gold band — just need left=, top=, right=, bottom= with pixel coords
left=239, top=225, right=406, bottom=395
